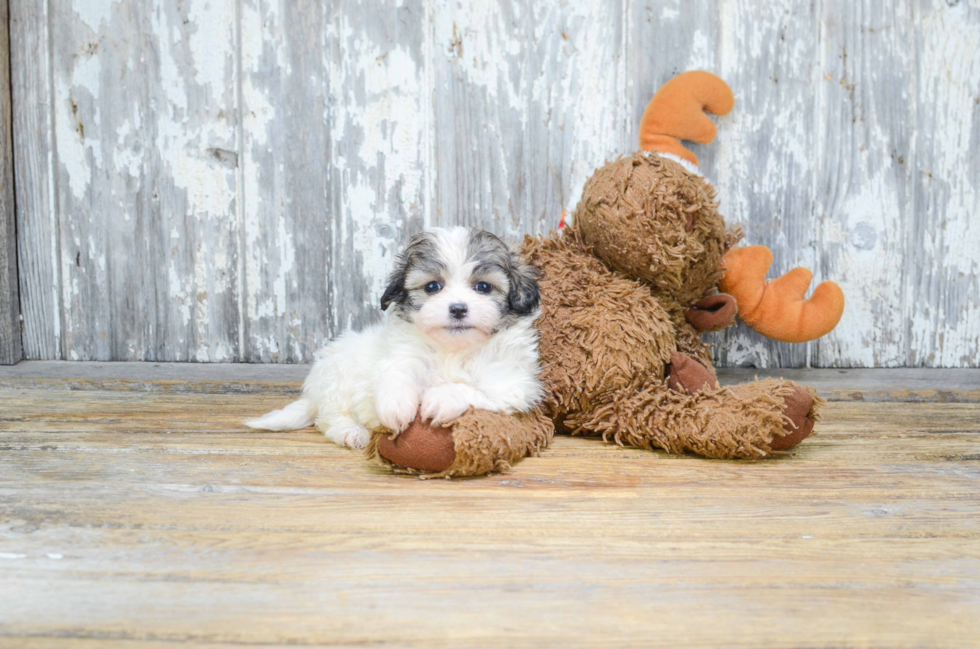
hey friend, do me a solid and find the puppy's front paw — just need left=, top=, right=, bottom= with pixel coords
left=421, top=385, right=473, bottom=426
left=341, top=425, right=370, bottom=450
left=376, top=388, right=420, bottom=432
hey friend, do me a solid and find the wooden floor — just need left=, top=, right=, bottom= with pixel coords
left=1, top=364, right=979, bottom=647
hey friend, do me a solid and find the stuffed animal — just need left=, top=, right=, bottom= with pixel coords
left=368, top=71, right=845, bottom=477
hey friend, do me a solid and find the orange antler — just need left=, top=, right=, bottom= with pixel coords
left=719, top=246, right=845, bottom=343
left=638, top=71, right=735, bottom=166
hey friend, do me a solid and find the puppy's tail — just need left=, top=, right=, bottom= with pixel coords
left=244, top=397, right=316, bottom=431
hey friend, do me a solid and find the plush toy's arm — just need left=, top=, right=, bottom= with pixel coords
left=719, top=246, right=845, bottom=343
left=369, top=408, right=554, bottom=478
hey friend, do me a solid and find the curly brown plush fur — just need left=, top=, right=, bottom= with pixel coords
left=375, top=152, right=821, bottom=476
left=501, top=153, right=819, bottom=461
left=576, top=152, right=739, bottom=305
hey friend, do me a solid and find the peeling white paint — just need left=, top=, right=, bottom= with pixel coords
left=906, top=3, right=980, bottom=366
left=274, top=216, right=295, bottom=318
left=55, top=52, right=104, bottom=200
left=327, top=7, right=424, bottom=325
left=186, top=1, right=235, bottom=96
left=73, top=0, right=117, bottom=31
left=144, top=0, right=240, bottom=362
left=13, top=0, right=979, bottom=366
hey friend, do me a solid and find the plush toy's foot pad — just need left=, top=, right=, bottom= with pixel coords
left=772, top=386, right=815, bottom=450
left=376, top=416, right=456, bottom=472
left=666, top=351, right=718, bottom=393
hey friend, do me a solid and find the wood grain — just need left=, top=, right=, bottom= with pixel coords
left=1, top=375, right=979, bottom=646
left=240, top=0, right=330, bottom=363
left=813, top=0, right=914, bottom=368
left=908, top=0, right=980, bottom=367
left=429, top=0, right=627, bottom=237
left=8, top=1, right=980, bottom=366
left=141, top=0, right=243, bottom=362
left=324, top=0, right=428, bottom=341
left=48, top=0, right=144, bottom=361
left=2, top=362, right=978, bottom=402
left=0, top=0, right=21, bottom=365
left=9, top=0, right=58, bottom=360
left=708, top=0, right=819, bottom=369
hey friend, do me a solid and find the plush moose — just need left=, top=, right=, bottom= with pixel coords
left=368, top=71, right=845, bottom=477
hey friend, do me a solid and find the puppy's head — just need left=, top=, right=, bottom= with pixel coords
left=381, top=227, right=540, bottom=351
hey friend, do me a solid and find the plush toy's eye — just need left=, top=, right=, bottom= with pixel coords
left=473, top=281, right=492, bottom=294
left=424, top=281, right=442, bottom=294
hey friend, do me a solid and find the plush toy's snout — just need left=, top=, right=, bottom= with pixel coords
left=685, top=293, right=737, bottom=331
left=719, top=246, right=845, bottom=343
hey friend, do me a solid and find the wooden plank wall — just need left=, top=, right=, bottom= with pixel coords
left=7, top=0, right=979, bottom=366
left=0, top=0, right=21, bottom=364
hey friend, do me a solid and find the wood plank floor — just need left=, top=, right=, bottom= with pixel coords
left=1, top=366, right=979, bottom=647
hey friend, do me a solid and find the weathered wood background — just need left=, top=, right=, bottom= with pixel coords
left=0, top=0, right=20, bottom=365
left=8, top=0, right=979, bottom=366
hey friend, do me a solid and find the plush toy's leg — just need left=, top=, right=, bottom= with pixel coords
left=367, top=409, right=554, bottom=478
left=573, top=375, right=821, bottom=459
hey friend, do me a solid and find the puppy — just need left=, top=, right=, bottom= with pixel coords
left=245, top=227, right=543, bottom=449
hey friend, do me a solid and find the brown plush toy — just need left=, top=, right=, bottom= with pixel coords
left=370, top=71, right=844, bottom=477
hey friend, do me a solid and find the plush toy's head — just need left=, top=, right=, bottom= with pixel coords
left=574, top=151, right=741, bottom=306
left=573, top=70, right=845, bottom=343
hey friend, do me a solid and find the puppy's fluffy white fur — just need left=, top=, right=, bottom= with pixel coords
left=245, top=227, right=543, bottom=449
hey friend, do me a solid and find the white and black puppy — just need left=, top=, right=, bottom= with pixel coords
left=245, top=227, right=543, bottom=449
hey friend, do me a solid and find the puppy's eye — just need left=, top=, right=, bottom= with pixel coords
left=473, top=281, right=492, bottom=294
left=424, top=281, right=442, bottom=294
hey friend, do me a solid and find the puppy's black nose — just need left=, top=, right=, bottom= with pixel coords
left=449, top=303, right=468, bottom=320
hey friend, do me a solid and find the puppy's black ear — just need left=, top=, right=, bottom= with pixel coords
left=507, top=253, right=541, bottom=315
left=380, top=263, right=407, bottom=311
left=382, top=232, right=438, bottom=311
